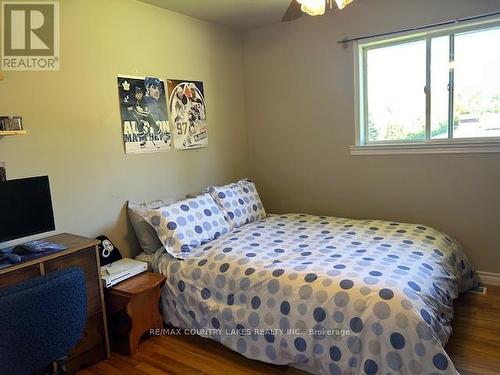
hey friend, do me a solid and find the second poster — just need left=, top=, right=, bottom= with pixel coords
left=167, top=79, right=208, bottom=150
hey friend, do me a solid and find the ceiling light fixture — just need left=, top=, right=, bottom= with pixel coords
left=296, top=0, right=354, bottom=17
left=296, top=0, right=326, bottom=16
left=335, top=0, right=354, bottom=10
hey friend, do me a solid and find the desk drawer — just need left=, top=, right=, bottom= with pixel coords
left=0, top=264, right=41, bottom=289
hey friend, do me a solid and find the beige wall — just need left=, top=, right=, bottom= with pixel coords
left=0, top=0, right=248, bottom=257
left=1, top=0, right=499, bottom=272
left=243, top=0, right=500, bottom=273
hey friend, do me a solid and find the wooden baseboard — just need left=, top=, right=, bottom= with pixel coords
left=477, top=271, right=500, bottom=286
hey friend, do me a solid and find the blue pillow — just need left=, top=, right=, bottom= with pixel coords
left=208, top=179, right=266, bottom=228
left=146, top=193, right=230, bottom=259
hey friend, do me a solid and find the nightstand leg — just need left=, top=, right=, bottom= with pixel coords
left=125, top=303, right=139, bottom=355
left=126, top=287, right=163, bottom=355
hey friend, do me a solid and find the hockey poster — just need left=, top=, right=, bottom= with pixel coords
left=167, top=79, right=208, bottom=150
left=117, top=76, right=171, bottom=154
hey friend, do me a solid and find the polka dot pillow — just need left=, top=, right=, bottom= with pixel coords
left=208, top=179, right=266, bottom=228
left=145, top=193, right=230, bottom=259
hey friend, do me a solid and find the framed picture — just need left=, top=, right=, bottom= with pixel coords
left=0, top=116, right=23, bottom=131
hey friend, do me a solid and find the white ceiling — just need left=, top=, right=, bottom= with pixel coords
left=137, top=0, right=293, bottom=30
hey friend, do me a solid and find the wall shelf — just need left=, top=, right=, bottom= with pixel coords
left=0, top=130, right=27, bottom=136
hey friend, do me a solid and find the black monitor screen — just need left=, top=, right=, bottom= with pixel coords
left=0, top=176, right=55, bottom=243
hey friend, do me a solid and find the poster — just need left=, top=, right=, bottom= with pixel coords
left=167, top=79, right=208, bottom=150
left=117, top=76, right=171, bottom=154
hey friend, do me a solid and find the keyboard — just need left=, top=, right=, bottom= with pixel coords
left=12, top=240, right=68, bottom=255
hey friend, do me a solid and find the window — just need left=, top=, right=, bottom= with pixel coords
left=354, top=20, right=500, bottom=154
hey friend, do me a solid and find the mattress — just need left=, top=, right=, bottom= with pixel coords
left=154, top=214, right=476, bottom=375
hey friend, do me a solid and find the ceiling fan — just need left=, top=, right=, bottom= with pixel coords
left=282, top=0, right=354, bottom=22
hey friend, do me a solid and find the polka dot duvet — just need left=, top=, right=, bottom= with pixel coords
left=156, top=213, right=477, bottom=375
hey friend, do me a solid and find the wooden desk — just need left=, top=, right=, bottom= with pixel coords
left=105, top=272, right=166, bottom=355
left=0, top=233, right=110, bottom=373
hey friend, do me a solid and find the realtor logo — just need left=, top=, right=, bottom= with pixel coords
left=2, top=1, right=60, bottom=70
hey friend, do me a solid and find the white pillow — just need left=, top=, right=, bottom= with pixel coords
left=128, top=197, right=183, bottom=254
left=145, top=193, right=230, bottom=259
left=208, top=179, right=266, bottom=228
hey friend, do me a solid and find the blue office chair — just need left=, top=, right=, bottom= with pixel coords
left=0, top=268, right=87, bottom=375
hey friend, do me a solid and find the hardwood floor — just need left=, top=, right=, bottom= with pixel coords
left=81, top=286, right=500, bottom=375
left=445, top=285, right=500, bottom=375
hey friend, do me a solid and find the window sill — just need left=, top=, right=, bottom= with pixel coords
left=350, top=141, right=500, bottom=155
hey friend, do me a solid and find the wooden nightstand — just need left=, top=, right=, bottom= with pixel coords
left=105, top=272, right=166, bottom=355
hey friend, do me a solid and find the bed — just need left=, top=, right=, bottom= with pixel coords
left=146, top=213, right=476, bottom=375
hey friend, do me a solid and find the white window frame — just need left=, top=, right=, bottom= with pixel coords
left=351, top=17, right=500, bottom=155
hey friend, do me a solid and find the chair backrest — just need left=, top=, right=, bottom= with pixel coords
left=0, top=268, right=87, bottom=375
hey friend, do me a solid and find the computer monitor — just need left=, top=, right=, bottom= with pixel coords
left=0, top=176, right=55, bottom=243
